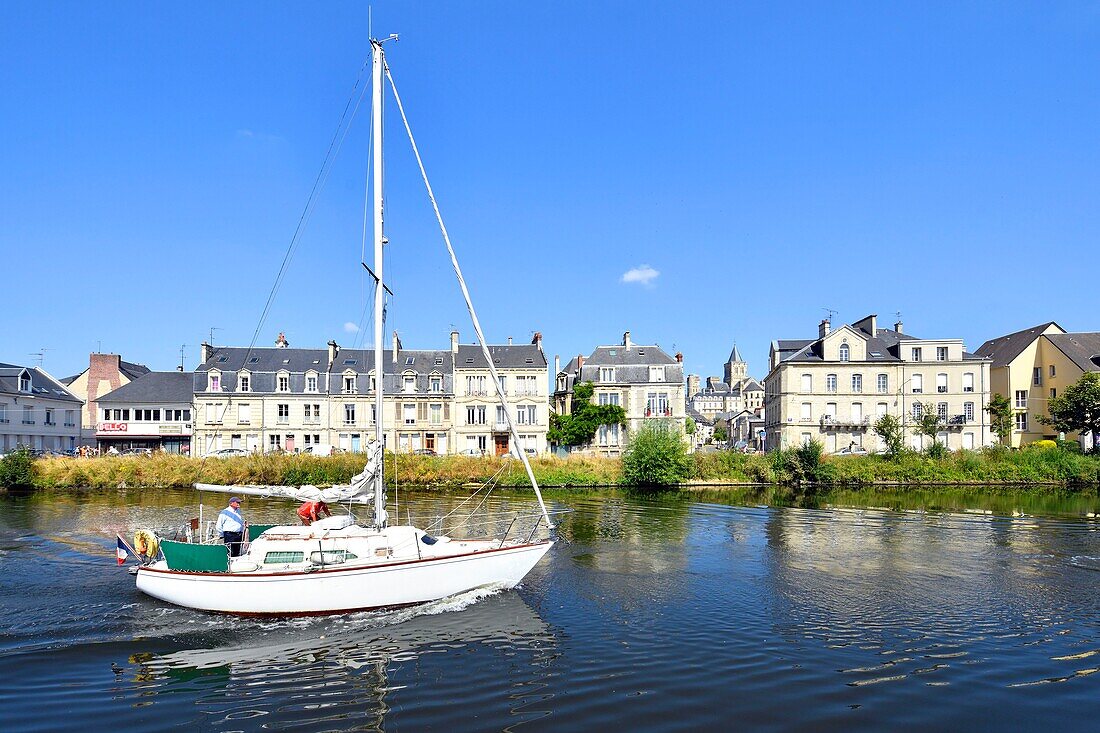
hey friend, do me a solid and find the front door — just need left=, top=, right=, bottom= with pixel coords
left=494, top=434, right=509, bottom=456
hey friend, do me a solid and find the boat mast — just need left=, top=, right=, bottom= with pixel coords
left=371, top=38, right=386, bottom=527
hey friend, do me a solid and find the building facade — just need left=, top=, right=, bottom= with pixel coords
left=687, top=345, right=764, bottom=419
left=0, top=363, right=82, bottom=454
left=553, top=331, right=686, bottom=456
left=976, top=322, right=1100, bottom=448
left=764, top=315, right=993, bottom=453
left=191, top=331, right=547, bottom=457
left=62, top=353, right=150, bottom=446
left=96, top=371, right=194, bottom=453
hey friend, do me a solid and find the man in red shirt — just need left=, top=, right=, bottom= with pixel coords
left=297, top=500, right=332, bottom=525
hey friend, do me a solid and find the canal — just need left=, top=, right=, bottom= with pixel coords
left=2, top=486, right=1099, bottom=731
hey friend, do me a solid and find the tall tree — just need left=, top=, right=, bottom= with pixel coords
left=873, top=414, right=904, bottom=459
left=1039, top=372, right=1100, bottom=451
left=986, top=393, right=1013, bottom=445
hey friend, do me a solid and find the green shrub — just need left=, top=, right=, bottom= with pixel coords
left=0, top=448, right=35, bottom=489
left=795, top=439, right=824, bottom=477
left=927, top=441, right=949, bottom=460
left=1032, top=440, right=1058, bottom=450
left=621, top=420, right=692, bottom=487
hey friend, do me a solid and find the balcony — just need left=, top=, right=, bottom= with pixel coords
left=22, top=420, right=35, bottom=425
left=64, top=422, right=75, bottom=427
left=0, top=418, right=9, bottom=424
left=644, top=408, right=673, bottom=418
left=492, top=421, right=510, bottom=432
left=937, top=386, right=948, bottom=393
left=820, top=415, right=871, bottom=430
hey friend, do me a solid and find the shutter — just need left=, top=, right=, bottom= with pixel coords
left=418, top=402, right=428, bottom=421
left=443, top=403, right=450, bottom=421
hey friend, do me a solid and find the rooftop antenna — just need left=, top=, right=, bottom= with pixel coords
left=895, top=311, right=903, bottom=322
left=209, top=326, right=222, bottom=345
left=823, top=307, right=838, bottom=322
left=96, top=340, right=102, bottom=354
left=179, top=344, right=191, bottom=371
left=29, top=352, right=44, bottom=367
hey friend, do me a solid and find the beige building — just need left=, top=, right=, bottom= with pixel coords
left=554, top=331, right=686, bottom=456
left=764, top=315, right=993, bottom=453
left=0, top=363, right=82, bottom=454
left=62, top=354, right=150, bottom=446
left=192, top=331, right=546, bottom=457
left=975, top=322, right=1100, bottom=448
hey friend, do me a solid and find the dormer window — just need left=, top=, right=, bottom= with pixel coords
left=277, top=373, right=290, bottom=393
left=839, top=344, right=850, bottom=362
left=19, top=372, right=31, bottom=392
left=238, top=373, right=250, bottom=392
left=343, top=372, right=357, bottom=394
left=306, top=372, right=318, bottom=393
left=208, top=372, right=221, bottom=392
left=648, top=366, right=665, bottom=382
left=403, top=374, right=416, bottom=394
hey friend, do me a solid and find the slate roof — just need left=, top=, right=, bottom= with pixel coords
left=585, top=344, right=678, bottom=366
left=1045, top=333, right=1100, bottom=372
left=975, top=322, right=1064, bottom=368
left=456, top=344, right=545, bottom=370
left=98, top=372, right=194, bottom=404
left=0, top=364, right=82, bottom=403
left=728, top=344, right=744, bottom=363
left=686, top=407, right=713, bottom=426
left=775, top=318, right=986, bottom=366
left=197, top=347, right=330, bottom=374
left=742, top=378, right=764, bottom=392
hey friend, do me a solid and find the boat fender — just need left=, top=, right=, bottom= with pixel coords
left=421, top=534, right=437, bottom=545
left=133, top=529, right=159, bottom=558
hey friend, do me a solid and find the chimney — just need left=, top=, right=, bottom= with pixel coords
left=676, top=352, right=683, bottom=363
left=450, top=330, right=459, bottom=354
left=200, top=342, right=211, bottom=363
left=177, top=365, right=184, bottom=372
left=507, top=336, right=513, bottom=346
left=894, top=319, right=903, bottom=334
left=577, top=354, right=585, bottom=371
left=623, top=331, right=632, bottom=348
left=554, top=354, right=560, bottom=375
left=392, top=330, right=401, bottom=363
left=275, top=332, right=289, bottom=348
left=819, top=319, right=831, bottom=339
left=868, top=315, right=877, bottom=339
left=327, top=340, right=340, bottom=368
left=532, top=331, right=543, bottom=352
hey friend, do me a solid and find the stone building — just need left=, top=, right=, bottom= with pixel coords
left=763, top=314, right=993, bottom=453
left=62, top=354, right=150, bottom=446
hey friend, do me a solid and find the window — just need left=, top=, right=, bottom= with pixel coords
left=306, top=374, right=318, bottom=392
left=430, top=376, right=442, bottom=393
left=937, top=402, right=948, bottom=421
left=238, top=403, right=251, bottom=424
left=598, top=423, right=621, bottom=446
left=404, top=375, right=416, bottom=394
left=1015, top=412, right=1028, bottom=431
left=264, top=551, right=304, bottom=565
left=206, top=403, right=223, bottom=423
left=1015, top=390, right=1027, bottom=409
left=64, top=409, right=74, bottom=427
left=430, top=403, right=442, bottom=425
left=851, top=402, right=863, bottom=422
left=877, top=374, right=889, bottom=393
left=800, top=402, right=812, bottom=420
left=44, top=409, right=54, bottom=425
left=911, top=374, right=923, bottom=393
left=0, top=403, right=7, bottom=423
left=405, top=356, right=415, bottom=366
left=801, top=432, right=812, bottom=446
left=496, top=405, right=508, bottom=426
left=1033, top=367, right=1042, bottom=386
left=600, top=367, right=615, bottom=383
left=466, top=375, right=486, bottom=396
left=269, top=434, right=282, bottom=450
left=598, top=392, right=621, bottom=406
left=826, top=374, right=837, bottom=393
left=936, top=347, right=948, bottom=361
left=497, top=375, right=507, bottom=394
left=23, top=405, right=34, bottom=424
left=911, top=403, right=923, bottom=420
left=911, top=348, right=922, bottom=362
left=344, top=375, right=357, bottom=394
left=964, top=402, right=974, bottom=422
left=209, top=373, right=221, bottom=392
left=516, top=405, right=537, bottom=425
left=838, top=344, right=850, bottom=362
left=404, top=403, right=416, bottom=425
left=876, top=402, right=888, bottom=417
left=825, top=402, right=837, bottom=418
left=517, top=375, right=538, bottom=395
left=851, top=374, right=862, bottom=393
left=963, top=432, right=975, bottom=450
left=277, top=404, right=289, bottom=423
left=277, top=374, right=289, bottom=392
left=1050, top=388, right=1057, bottom=400
left=801, top=374, right=812, bottom=393
left=19, top=373, right=31, bottom=392
left=936, top=373, right=948, bottom=393
left=963, top=372, right=974, bottom=393
left=1049, top=364, right=1056, bottom=378
left=238, top=374, right=250, bottom=392
left=467, top=405, right=486, bottom=425
left=645, top=392, right=670, bottom=417
left=344, top=404, right=356, bottom=425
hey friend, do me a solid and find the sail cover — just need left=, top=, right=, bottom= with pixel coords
left=194, top=442, right=383, bottom=505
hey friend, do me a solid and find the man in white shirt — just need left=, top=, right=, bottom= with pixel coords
left=216, top=497, right=245, bottom=557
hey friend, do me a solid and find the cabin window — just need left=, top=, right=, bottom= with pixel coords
left=264, top=551, right=304, bottom=564
left=310, top=550, right=358, bottom=565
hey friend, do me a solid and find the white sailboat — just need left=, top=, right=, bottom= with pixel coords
left=134, top=37, right=555, bottom=616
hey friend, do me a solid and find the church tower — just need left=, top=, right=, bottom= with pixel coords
left=724, top=343, right=747, bottom=387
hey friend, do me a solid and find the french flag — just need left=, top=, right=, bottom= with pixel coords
left=116, top=534, right=135, bottom=566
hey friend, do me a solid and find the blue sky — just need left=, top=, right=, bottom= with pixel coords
left=2, top=2, right=1098, bottom=384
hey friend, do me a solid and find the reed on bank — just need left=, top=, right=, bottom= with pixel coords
left=13, top=444, right=1100, bottom=491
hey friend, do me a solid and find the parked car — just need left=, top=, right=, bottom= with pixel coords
left=836, top=446, right=868, bottom=456
left=458, top=448, right=485, bottom=457
left=210, top=448, right=249, bottom=458
left=412, top=448, right=437, bottom=456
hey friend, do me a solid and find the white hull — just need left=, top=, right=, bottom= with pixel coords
left=136, top=539, right=552, bottom=616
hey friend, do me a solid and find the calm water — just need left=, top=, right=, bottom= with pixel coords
left=3, top=486, right=1100, bottom=732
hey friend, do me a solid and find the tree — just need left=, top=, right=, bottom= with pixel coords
left=548, top=382, right=627, bottom=447
left=621, top=420, right=692, bottom=487
left=1039, top=372, right=1100, bottom=452
left=685, top=416, right=696, bottom=436
left=986, top=393, right=1014, bottom=445
left=913, top=402, right=944, bottom=455
left=713, top=426, right=728, bottom=443
left=873, top=414, right=905, bottom=459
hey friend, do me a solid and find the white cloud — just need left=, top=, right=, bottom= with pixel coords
left=621, top=264, right=660, bottom=287
left=343, top=322, right=360, bottom=334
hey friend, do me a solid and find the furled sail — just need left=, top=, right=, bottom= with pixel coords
left=194, top=442, right=383, bottom=505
